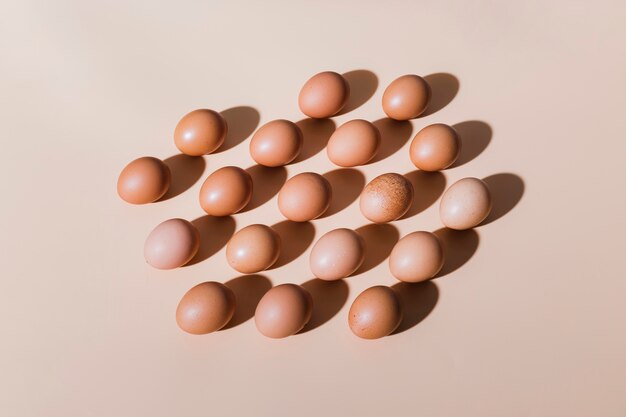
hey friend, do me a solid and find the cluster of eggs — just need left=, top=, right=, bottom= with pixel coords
left=117, top=71, right=492, bottom=340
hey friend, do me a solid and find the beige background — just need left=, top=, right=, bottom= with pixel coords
left=1, top=1, right=626, bottom=416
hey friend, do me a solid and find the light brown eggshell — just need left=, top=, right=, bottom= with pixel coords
left=410, top=123, right=460, bottom=171
left=382, top=74, right=431, bottom=120
left=348, top=286, right=403, bottom=339
left=278, top=172, right=332, bottom=222
left=144, top=218, right=200, bottom=270
left=254, top=284, right=313, bottom=338
left=226, top=224, right=281, bottom=273
left=439, top=177, right=492, bottom=230
left=309, top=228, right=365, bottom=280
left=298, top=71, right=350, bottom=119
left=176, top=281, right=236, bottom=335
left=389, top=231, right=444, bottom=283
left=199, top=166, right=253, bottom=216
left=359, top=173, right=414, bottom=223
left=249, top=119, right=303, bottom=167
left=117, top=156, right=171, bottom=204
left=326, top=119, right=380, bottom=167
left=174, top=109, right=228, bottom=156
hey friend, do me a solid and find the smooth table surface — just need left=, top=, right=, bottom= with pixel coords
left=1, top=1, right=625, bottom=416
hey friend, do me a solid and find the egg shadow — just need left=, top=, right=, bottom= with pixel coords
left=368, top=118, right=413, bottom=163
left=420, top=73, right=459, bottom=117
left=222, top=274, right=272, bottom=329
left=337, top=69, right=378, bottom=115
left=241, top=165, right=287, bottom=212
left=401, top=170, right=446, bottom=219
left=292, top=118, right=336, bottom=163
left=353, top=224, right=400, bottom=275
left=185, top=215, right=236, bottom=266
left=269, top=220, right=316, bottom=269
left=299, top=278, right=349, bottom=333
left=433, top=227, right=480, bottom=277
left=450, top=121, right=492, bottom=168
left=319, top=169, right=365, bottom=218
left=159, top=154, right=206, bottom=201
left=480, top=173, right=525, bottom=226
left=391, top=281, right=439, bottom=334
left=216, top=106, right=260, bottom=153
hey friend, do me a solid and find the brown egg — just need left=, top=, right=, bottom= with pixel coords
left=278, top=172, right=332, bottom=221
left=144, top=218, right=200, bottom=269
left=249, top=119, right=303, bottom=167
left=309, top=228, right=365, bottom=280
left=348, top=286, right=402, bottom=339
left=226, top=224, right=281, bottom=273
left=254, top=284, right=313, bottom=338
left=117, top=156, right=171, bottom=204
left=382, top=74, right=431, bottom=120
left=326, top=119, right=380, bottom=167
left=389, top=231, right=444, bottom=282
left=174, top=109, right=228, bottom=156
left=176, top=281, right=236, bottom=335
left=359, top=173, right=414, bottom=223
left=410, top=123, right=460, bottom=171
left=439, top=177, right=492, bottom=230
left=298, top=71, right=350, bottom=118
left=199, top=166, right=253, bottom=216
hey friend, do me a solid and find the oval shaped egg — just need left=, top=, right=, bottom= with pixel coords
left=309, top=228, right=365, bottom=280
left=176, top=281, right=236, bottom=335
left=348, top=286, right=403, bottom=339
left=249, top=119, right=303, bottom=167
left=410, top=123, right=460, bottom=171
left=298, top=71, right=350, bottom=119
left=199, top=166, right=253, bottom=216
left=382, top=74, right=431, bottom=120
left=117, top=156, right=171, bottom=204
left=174, top=109, right=228, bottom=156
left=439, top=177, right=492, bottom=230
left=278, top=172, right=332, bottom=222
left=326, top=119, right=380, bottom=167
left=359, top=173, right=414, bottom=223
left=226, top=224, right=281, bottom=273
left=144, top=218, right=200, bottom=269
left=255, top=284, right=313, bottom=338
left=389, top=231, right=444, bottom=282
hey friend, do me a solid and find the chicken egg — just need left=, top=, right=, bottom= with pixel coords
left=174, top=109, right=228, bottom=156
left=226, top=224, right=281, bottom=273
left=348, top=286, right=403, bottom=339
left=410, top=123, right=460, bottom=171
left=309, top=228, right=365, bottom=280
left=382, top=74, right=431, bottom=120
left=439, top=177, right=492, bottom=230
left=176, top=281, right=236, bottom=335
left=326, top=119, right=380, bottom=167
left=117, top=156, right=171, bottom=204
left=249, top=119, right=303, bottom=167
left=359, top=173, right=414, bottom=223
left=255, top=284, right=313, bottom=338
left=298, top=71, right=350, bottom=118
left=278, top=172, right=332, bottom=221
left=389, top=231, right=444, bottom=282
left=199, top=166, right=253, bottom=216
left=144, top=218, right=200, bottom=270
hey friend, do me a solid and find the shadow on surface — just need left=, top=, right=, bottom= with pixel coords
left=269, top=220, right=316, bottom=269
left=353, top=224, right=400, bottom=275
left=401, top=170, right=446, bottom=219
left=320, top=169, right=365, bottom=217
left=300, top=278, right=349, bottom=333
left=369, top=118, right=413, bottom=163
left=223, top=274, right=272, bottom=329
left=450, top=120, right=492, bottom=168
left=433, top=227, right=479, bottom=277
left=185, top=215, right=236, bottom=266
left=391, top=281, right=439, bottom=334
left=216, top=106, right=260, bottom=153
left=242, top=165, right=287, bottom=212
left=421, top=73, right=459, bottom=117
left=292, top=118, right=336, bottom=163
left=159, top=154, right=206, bottom=201
left=480, top=173, right=525, bottom=226
left=337, top=69, right=378, bottom=115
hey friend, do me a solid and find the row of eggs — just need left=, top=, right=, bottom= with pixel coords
left=118, top=71, right=488, bottom=339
